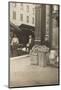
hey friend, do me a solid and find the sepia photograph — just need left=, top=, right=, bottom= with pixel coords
left=8, top=2, right=59, bottom=88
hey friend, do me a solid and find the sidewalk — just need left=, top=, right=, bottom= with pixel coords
left=10, top=55, right=59, bottom=87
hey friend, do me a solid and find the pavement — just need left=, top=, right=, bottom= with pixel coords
left=10, top=55, right=59, bottom=87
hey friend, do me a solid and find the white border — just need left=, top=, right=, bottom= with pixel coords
left=0, top=0, right=61, bottom=90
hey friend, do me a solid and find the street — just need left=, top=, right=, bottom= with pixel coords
left=10, top=55, right=59, bottom=87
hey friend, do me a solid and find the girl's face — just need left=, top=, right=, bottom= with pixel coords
left=14, top=34, right=17, bottom=37
left=29, top=35, right=32, bottom=39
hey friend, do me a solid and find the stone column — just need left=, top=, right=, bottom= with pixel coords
left=35, top=5, right=41, bottom=45
left=40, top=5, right=46, bottom=45
left=30, top=4, right=49, bottom=66
left=52, top=5, right=59, bottom=49
left=49, top=5, right=53, bottom=49
left=45, top=5, right=50, bottom=47
left=49, top=5, right=59, bottom=49
left=35, top=4, right=46, bottom=45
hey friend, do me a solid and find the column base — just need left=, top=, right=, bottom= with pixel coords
left=30, top=45, right=49, bottom=67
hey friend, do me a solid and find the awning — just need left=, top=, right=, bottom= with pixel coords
left=19, top=24, right=35, bottom=32
left=10, top=22, right=21, bottom=32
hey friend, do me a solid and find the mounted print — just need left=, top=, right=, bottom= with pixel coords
left=8, top=2, right=60, bottom=88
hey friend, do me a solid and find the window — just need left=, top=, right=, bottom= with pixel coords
left=20, top=14, right=23, bottom=21
left=27, top=16, right=29, bottom=23
left=32, top=8, right=35, bottom=14
left=20, top=3, right=23, bottom=10
left=13, top=11, right=16, bottom=20
left=13, top=3, right=16, bottom=7
left=26, top=5, right=29, bottom=12
left=21, top=3, right=23, bottom=7
left=32, top=17, right=34, bottom=24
